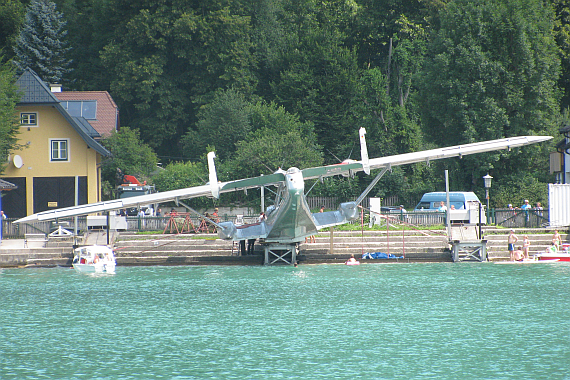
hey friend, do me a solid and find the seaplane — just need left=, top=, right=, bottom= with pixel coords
left=15, top=128, right=551, bottom=264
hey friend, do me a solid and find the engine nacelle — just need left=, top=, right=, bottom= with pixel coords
left=217, top=221, right=237, bottom=240
left=339, top=202, right=358, bottom=221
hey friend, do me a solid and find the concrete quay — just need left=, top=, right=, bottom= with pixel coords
left=0, top=228, right=566, bottom=267
left=483, top=229, right=568, bottom=260
left=114, top=230, right=453, bottom=265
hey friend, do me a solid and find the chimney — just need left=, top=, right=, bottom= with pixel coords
left=50, top=84, right=62, bottom=92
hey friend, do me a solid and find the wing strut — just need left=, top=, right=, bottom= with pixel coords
left=305, top=178, right=320, bottom=197
left=355, top=164, right=391, bottom=205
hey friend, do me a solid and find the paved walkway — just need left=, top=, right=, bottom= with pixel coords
left=0, top=239, right=26, bottom=250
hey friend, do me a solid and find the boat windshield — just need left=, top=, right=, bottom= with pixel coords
left=76, top=247, right=113, bottom=260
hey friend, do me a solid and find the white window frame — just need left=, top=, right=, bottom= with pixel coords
left=20, top=112, right=38, bottom=127
left=50, top=139, right=70, bottom=162
left=61, top=100, right=97, bottom=119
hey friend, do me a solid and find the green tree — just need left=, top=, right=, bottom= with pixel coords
left=352, top=15, right=430, bottom=203
left=152, top=161, right=207, bottom=192
left=248, top=100, right=315, bottom=137
left=54, top=0, right=117, bottom=91
left=419, top=0, right=560, bottom=192
left=491, top=173, right=548, bottom=209
left=152, top=160, right=214, bottom=209
left=100, top=127, right=158, bottom=199
left=100, top=1, right=257, bottom=157
left=181, top=88, right=251, bottom=161
left=226, top=128, right=322, bottom=179
left=0, top=60, right=24, bottom=173
left=218, top=100, right=320, bottom=178
left=347, top=0, right=446, bottom=71
left=270, top=38, right=361, bottom=158
left=246, top=0, right=288, bottom=99
left=551, top=0, right=570, bottom=109
left=13, top=0, right=72, bottom=84
left=265, top=0, right=362, bottom=159
left=0, top=0, right=25, bottom=60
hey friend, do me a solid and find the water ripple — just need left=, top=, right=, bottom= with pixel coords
left=1, top=264, right=569, bottom=379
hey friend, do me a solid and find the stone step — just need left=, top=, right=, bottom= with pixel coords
left=4, top=229, right=564, bottom=267
left=0, top=248, right=72, bottom=267
left=115, top=249, right=238, bottom=257
left=114, top=241, right=448, bottom=251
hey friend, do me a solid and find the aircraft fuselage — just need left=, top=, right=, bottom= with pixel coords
left=264, top=167, right=317, bottom=243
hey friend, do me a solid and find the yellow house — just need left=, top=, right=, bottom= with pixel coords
left=0, top=69, right=112, bottom=219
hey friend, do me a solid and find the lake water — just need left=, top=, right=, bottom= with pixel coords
left=1, top=263, right=569, bottom=379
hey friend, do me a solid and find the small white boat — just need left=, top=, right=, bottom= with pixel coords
left=72, top=245, right=116, bottom=274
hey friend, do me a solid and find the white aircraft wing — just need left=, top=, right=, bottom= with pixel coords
left=301, top=135, right=552, bottom=180
left=14, top=172, right=287, bottom=223
left=367, top=136, right=552, bottom=169
left=14, top=135, right=551, bottom=224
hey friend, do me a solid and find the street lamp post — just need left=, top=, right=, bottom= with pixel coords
left=483, top=174, right=493, bottom=224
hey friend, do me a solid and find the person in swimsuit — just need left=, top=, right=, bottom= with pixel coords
left=513, top=246, right=525, bottom=261
left=522, top=235, right=530, bottom=259
left=552, top=230, right=562, bottom=251
left=508, top=229, right=518, bottom=261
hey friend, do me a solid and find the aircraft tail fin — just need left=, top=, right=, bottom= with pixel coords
left=207, top=152, right=220, bottom=199
left=359, top=127, right=370, bottom=175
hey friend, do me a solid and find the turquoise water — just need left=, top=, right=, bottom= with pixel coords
left=1, top=263, right=569, bottom=379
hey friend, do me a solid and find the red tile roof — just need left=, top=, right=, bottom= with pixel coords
left=54, top=91, right=118, bottom=138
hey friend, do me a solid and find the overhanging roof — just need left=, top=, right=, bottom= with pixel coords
left=54, top=91, right=118, bottom=138
left=15, top=69, right=111, bottom=157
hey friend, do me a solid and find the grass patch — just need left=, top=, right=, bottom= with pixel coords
left=131, top=231, right=220, bottom=240
left=189, top=235, right=219, bottom=240
left=321, top=223, right=447, bottom=232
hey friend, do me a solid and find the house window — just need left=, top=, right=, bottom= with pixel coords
left=21, top=112, right=37, bottom=126
left=61, top=101, right=97, bottom=119
left=50, top=139, right=69, bottom=162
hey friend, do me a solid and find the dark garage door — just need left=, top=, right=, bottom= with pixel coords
left=33, top=177, right=87, bottom=214
left=0, top=177, right=26, bottom=219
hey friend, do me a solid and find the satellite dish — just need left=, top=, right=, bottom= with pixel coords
left=13, top=155, right=23, bottom=168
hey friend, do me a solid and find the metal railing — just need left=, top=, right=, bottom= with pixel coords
left=1, top=214, right=260, bottom=238
left=0, top=209, right=553, bottom=238
left=492, top=209, right=549, bottom=229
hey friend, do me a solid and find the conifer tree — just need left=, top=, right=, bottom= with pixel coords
left=13, top=0, right=71, bottom=84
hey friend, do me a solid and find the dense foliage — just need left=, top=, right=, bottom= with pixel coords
left=0, top=60, right=23, bottom=172
left=100, top=127, right=158, bottom=199
left=1, top=0, right=569, bottom=208
left=13, top=0, right=72, bottom=83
